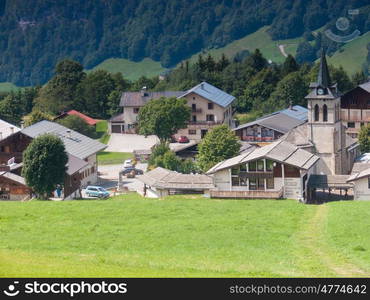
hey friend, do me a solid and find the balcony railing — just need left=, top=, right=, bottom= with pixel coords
left=210, top=188, right=283, bottom=199
left=191, top=108, right=202, bottom=113
left=187, top=120, right=222, bottom=125
left=242, top=135, right=274, bottom=142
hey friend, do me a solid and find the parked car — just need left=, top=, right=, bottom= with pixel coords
left=178, top=136, right=189, bottom=143
left=123, top=159, right=133, bottom=168
left=121, top=167, right=144, bottom=176
left=85, top=186, right=110, bottom=198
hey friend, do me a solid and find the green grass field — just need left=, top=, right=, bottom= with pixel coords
left=328, top=31, right=370, bottom=75
left=0, top=82, right=21, bottom=92
left=185, top=26, right=303, bottom=65
left=1, top=194, right=370, bottom=277
left=87, top=58, right=166, bottom=81
left=97, top=152, right=133, bottom=165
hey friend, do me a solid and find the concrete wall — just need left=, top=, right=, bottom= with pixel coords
left=353, top=177, right=370, bottom=200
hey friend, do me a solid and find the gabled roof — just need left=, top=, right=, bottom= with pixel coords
left=67, top=154, right=88, bottom=175
left=317, top=48, right=331, bottom=88
left=65, top=110, right=99, bottom=126
left=180, top=82, right=235, bottom=108
left=0, top=119, right=20, bottom=140
left=21, top=120, right=106, bottom=160
left=233, top=106, right=307, bottom=134
left=207, top=140, right=319, bottom=174
left=359, top=81, right=370, bottom=93
left=137, top=167, right=215, bottom=190
left=0, top=171, right=27, bottom=186
left=120, top=91, right=185, bottom=107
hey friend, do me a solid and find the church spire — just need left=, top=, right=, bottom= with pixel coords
left=317, top=48, right=331, bottom=88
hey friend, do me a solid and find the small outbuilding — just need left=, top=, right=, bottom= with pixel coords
left=136, top=167, right=215, bottom=198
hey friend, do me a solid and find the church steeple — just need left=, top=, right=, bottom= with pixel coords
left=317, top=48, right=331, bottom=88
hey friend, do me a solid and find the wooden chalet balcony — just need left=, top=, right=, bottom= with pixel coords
left=210, top=188, right=283, bottom=199
left=191, top=108, right=202, bottom=113
left=187, top=120, right=223, bottom=125
left=242, top=135, right=274, bottom=142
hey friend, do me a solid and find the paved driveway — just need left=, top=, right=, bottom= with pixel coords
left=98, top=163, right=147, bottom=192
left=105, top=134, right=159, bottom=152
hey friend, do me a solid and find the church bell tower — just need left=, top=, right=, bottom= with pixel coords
left=306, top=48, right=345, bottom=175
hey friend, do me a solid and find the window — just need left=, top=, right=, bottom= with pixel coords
left=208, top=102, right=214, bottom=110
left=240, top=164, right=247, bottom=172
left=231, top=167, right=239, bottom=175
left=266, top=178, right=274, bottom=189
left=266, top=160, right=274, bottom=172
left=192, top=104, right=196, bottom=112
left=188, top=129, right=196, bottom=135
left=347, top=122, right=355, bottom=128
left=368, top=177, right=370, bottom=189
left=193, top=97, right=196, bottom=100
left=192, top=115, right=197, bottom=122
left=257, top=178, right=264, bottom=190
left=323, top=104, right=328, bottom=122
left=240, top=178, right=248, bottom=186
left=249, top=178, right=257, bottom=190
left=257, top=160, right=264, bottom=171
left=361, top=122, right=365, bottom=127
left=248, top=161, right=257, bottom=171
left=133, top=107, right=140, bottom=114
left=314, top=104, right=319, bottom=121
left=231, top=177, right=239, bottom=186
left=206, top=114, right=214, bottom=122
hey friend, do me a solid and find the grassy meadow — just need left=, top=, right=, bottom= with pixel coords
left=97, top=152, right=133, bottom=165
left=1, top=194, right=370, bottom=277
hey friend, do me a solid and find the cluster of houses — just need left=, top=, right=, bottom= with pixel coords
left=1, top=49, right=370, bottom=203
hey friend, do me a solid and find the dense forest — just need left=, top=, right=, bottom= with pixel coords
left=0, top=0, right=368, bottom=85
left=0, top=48, right=367, bottom=128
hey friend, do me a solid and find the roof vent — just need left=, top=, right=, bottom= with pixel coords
left=66, top=129, right=71, bottom=138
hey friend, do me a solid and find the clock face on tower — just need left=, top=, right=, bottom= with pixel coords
left=317, top=88, right=324, bottom=95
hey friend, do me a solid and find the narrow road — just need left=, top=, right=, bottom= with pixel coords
left=278, top=44, right=288, bottom=58
left=294, top=204, right=369, bottom=277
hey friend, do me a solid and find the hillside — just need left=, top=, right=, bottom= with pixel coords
left=0, top=0, right=367, bottom=86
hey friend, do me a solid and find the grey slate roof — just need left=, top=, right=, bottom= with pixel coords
left=0, top=119, right=20, bottom=140
left=67, top=154, right=88, bottom=175
left=0, top=171, right=26, bottom=186
left=21, top=120, right=107, bottom=159
left=359, top=81, right=370, bottom=93
left=120, top=91, right=185, bottom=107
left=207, top=140, right=319, bottom=174
left=233, top=106, right=307, bottom=134
left=138, top=167, right=215, bottom=190
left=180, top=82, right=235, bottom=108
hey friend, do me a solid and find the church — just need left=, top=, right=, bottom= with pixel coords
left=207, top=49, right=362, bottom=203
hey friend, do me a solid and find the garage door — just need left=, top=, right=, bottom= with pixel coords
left=111, top=125, right=122, bottom=133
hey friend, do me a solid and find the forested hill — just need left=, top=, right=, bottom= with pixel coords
left=0, top=0, right=368, bottom=86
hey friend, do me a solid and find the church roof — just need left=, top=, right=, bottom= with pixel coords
left=317, top=48, right=331, bottom=88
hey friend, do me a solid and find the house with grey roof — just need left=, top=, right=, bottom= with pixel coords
left=136, top=167, right=215, bottom=198
left=0, top=120, right=106, bottom=200
left=206, top=140, right=319, bottom=201
left=108, top=82, right=235, bottom=140
left=233, top=105, right=308, bottom=143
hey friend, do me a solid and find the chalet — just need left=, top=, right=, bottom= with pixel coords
left=108, top=82, right=235, bottom=140
left=0, top=165, right=31, bottom=201
left=0, top=120, right=106, bottom=200
left=340, top=81, right=370, bottom=138
left=137, top=167, right=215, bottom=198
left=54, top=110, right=99, bottom=127
left=206, top=140, right=319, bottom=201
left=233, top=105, right=307, bottom=143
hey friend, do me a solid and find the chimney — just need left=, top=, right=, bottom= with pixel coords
left=66, top=129, right=71, bottom=138
left=0, top=132, right=3, bottom=140
left=10, top=127, right=14, bottom=134
left=289, top=101, right=293, bottom=110
left=141, top=86, right=147, bottom=97
left=20, top=121, right=25, bottom=129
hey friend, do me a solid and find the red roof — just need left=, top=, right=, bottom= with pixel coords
left=66, top=110, right=99, bottom=126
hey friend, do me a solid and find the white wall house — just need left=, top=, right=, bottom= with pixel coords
left=207, top=140, right=319, bottom=201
